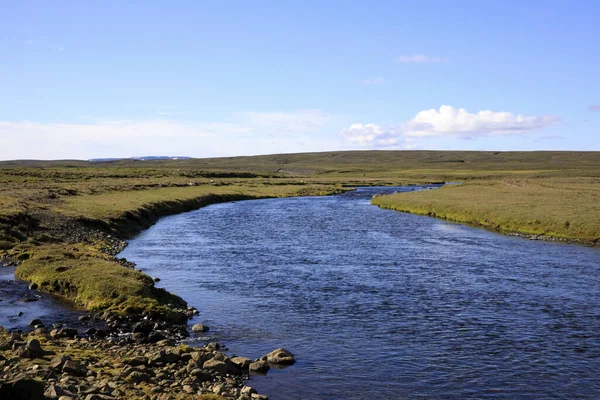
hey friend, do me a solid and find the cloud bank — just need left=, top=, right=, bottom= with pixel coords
left=0, top=110, right=339, bottom=160
left=337, top=105, right=561, bottom=148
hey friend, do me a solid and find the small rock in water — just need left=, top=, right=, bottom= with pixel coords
left=249, top=359, right=270, bottom=374
left=265, top=348, right=296, bottom=365
left=28, top=282, right=38, bottom=290
left=29, top=319, right=43, bottom=327
left=16, top=311, right=23, bottom=317
left=191, top=323, right=209, bottom=333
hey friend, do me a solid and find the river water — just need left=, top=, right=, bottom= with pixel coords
left=119, top=186, right=600, bottom=399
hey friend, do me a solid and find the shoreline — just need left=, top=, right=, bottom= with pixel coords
left=1, top=188, right=332, bottom=399
left=371, top=200, right=599, bottom=248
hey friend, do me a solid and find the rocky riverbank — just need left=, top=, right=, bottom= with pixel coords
left=0, top=321, right=295, bottom=400
left=1, top=191, right=309, bottom=399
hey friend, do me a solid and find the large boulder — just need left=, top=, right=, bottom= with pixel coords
left=265, top=348, right=296, bottom=365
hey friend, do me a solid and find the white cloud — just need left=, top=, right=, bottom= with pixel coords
left=361, top=77, right=385, bottom=85
left=403, top=105, right=561, bottom=138
left=395, top=54, right=448, bottom=63
left=0, top=110, right=341, bottom=160
left=336, top=105, right=561, bottom=148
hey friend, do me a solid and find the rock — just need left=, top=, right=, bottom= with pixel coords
left=241, top=386, right=257, bottom=395
left=203, top=358, right=229, bottom=374
left=159, top=349, right=180, bottom=363
left=62, top=359, right=84, bottom=376
left=32, top=327, right=47, bottom=336
left=44, top=383, right=66, bottom=399
left=16, top=311, right=23, bottom=316
left=84, top=328, right=97, bottom=336
left=132, top=332, right=146, bottom=342
left=51, top=355, right=71, bottom=370
left=19, top=338, right=44, bottom=358
left=249, top=360, right=270, bottom=373
left=189, top=368, right=212, bottom=382
left=147, top=332, right=166, bottom=343
left=231, top=356, right=252, bottom=370
left=206, top=341, right=220, bottom=350
left=78, top=385, right=99, bottom=395
left=29, top=318, right=43, bottom=327
left=23, top=296, right=39, bottom=303
left=50, top=327, right=78, bottom=339
left=58, top=396, right=77, bottom=400
left=132, top=321, right=154, bottom=335
left=265, top=348, right=296, bottom=365
left=182, top=384, right=195, bottom=394
left=191, top=323, right=209, bottom=333
left=251, top=394, right=269, bottom=400
left=84, top=395, right=116, bottom=400
left=124, top=356, right=148, bottom=366
left=0, top=378, right=45, bottom=400
left=126, top=371, right=152, bottom=383
left=212, top=384, right=224, bottom=395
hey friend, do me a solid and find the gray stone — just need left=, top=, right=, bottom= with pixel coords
left=231, top=356, right=252, bottom=369
left=202, top=358, right=229, bottom=374
left=44, top=383, right=66, bottom=399
left=126, top=371, right=152, bottom=383
left=241, top=386, right=257, bottom=395
left=265, top=348, right=295, bottom=365
left=249, top=360, right=270, bottom=373
left=191, top=323, right=209, bottom=333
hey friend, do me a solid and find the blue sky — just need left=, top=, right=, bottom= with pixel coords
left=1, top=0, right=599, bottom=159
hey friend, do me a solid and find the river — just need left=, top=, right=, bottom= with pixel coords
left=113, top=186, right=599, bottom=399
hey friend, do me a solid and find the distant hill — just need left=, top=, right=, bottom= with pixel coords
left=88, top=156, right=191, bottom=162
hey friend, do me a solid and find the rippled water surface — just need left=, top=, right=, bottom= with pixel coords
left=120, top=187, right=600, bottom=399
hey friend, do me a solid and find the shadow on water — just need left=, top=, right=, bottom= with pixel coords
left=0, top=266, right=85, bottom=330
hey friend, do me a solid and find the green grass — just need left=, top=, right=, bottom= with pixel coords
left=14, top=243, right=187, bottom=320
left=372, top=177, right=600, bottom=243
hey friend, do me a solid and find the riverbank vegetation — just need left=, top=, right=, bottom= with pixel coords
left=1, top=150, right=598, bottom=320
left=372, top=177, right=600, bottom=244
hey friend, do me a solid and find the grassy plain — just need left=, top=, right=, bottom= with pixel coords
left=0, top=150, right=598, bottom=318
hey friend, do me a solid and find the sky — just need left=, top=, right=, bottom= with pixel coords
left=1, top=0, right=599, bottom=160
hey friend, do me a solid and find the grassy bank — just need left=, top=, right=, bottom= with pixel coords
left=0, top=175, right=343, bottom=320
left=371, top=177, right=600, bottom=244
left=1, top=150, right=599, bottom=320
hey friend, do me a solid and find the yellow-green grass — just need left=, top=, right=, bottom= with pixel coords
left=54, top=183, right=343, bottom=221
left=372, top=177, right=600, bottom=243
left=14, top=243, right=187, bottom=321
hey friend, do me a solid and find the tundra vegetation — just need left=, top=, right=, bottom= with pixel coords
left=1, top=151, right=598, bottom=317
